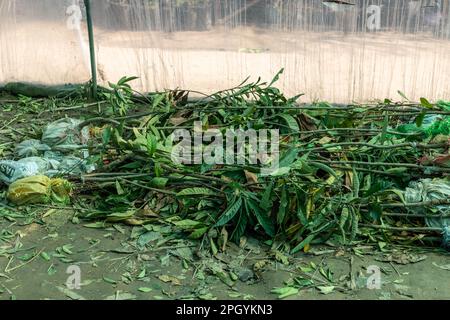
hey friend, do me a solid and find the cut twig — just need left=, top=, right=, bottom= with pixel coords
left=360, top=224, right=442, bottom=233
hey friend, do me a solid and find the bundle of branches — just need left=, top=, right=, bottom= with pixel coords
left=77, top=73, right=450, bottom=252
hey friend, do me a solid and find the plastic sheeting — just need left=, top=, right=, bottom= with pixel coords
left=1, top=0, right=450, bottom=103
left=0, top=0, right=91, bottom=85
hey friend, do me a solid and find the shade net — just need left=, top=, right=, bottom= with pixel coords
left=1, top=0, right=450, bottom=103
left=0, top=0, right=91, bottom=85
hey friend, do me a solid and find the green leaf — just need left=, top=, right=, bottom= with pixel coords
left=102, top=126, right=112, bottom=145
left=150, top=177, right=168, bottom=188
left=118, top=76, right=139, bottom=85
left=210, top=238, right=218, bottom=256
left=385, top=167, right=408, bottom=175
left=40, top=252, right=51, bottom=261
left=369, top=203, right=382, bottom=222
left=420, top=97, right=433, bottom=109
left=278, top=114, right=300, bottom=133
left=416, top=111, right=426, bottom=127
left=277, top=187, right=288, bottom=225
left=294, top=277, right=314, bottom=287
left=231, top=211, right=248, bottom=241
left=291, top=234, right=315, bottom=254
left=268, top=68, right=284, bottom=87
left=269, top=167, right=291, bottom=177
left=188, top=227, right=209, bottom=239
left=389, top=189, right=406, bottom=204
left=84, top=222, right=106, bottom=229
left=103, top=276, right=117, bottom=285
left=152, top=93, right=166, bottom=108
left=146, top=135, right=157, bottom=157
left=173, top=219, right=203, bottom=230
left=260, top=182, right=273, bottom=210
left=57, top=286, right=86, bottom=300
left=339, top=207, right=349, bottom=241
left=432, top=262, right=450, bottom=270
left=214, top=197, right=243, bottom=227
left=177, top=188, right=216, bottom=197
left=106, top=211, right=135, bottom=222
left=138, top=287, right=153, bottom=293
left=380, top=114, right=389, bottom=143
left=317, top=286, right=335, bottom=295
left=137, top=269, right=146, bottom=279
left=398, top=90, right=409, bottom=101
left=271, top=287, right=298, bottom=299
left=352, top=168, right=360, bottom=198
left=350, top=209, right=359, bottom=241
left=18, top=253, right=34, bottom=261
left=279, top=148, right=299, bottom=168
left=137, top=231, right=161, bottom=247
left=47, top=264, right=57, bottom=276
left=310, top=161, right=339, bottom=180
left=115, top=180, right=125, bottom=195
left=62, top=244, right=73, bottom=255
left=296, top=204, right=308, bottom=226
left=246, top=199, right=275, bottom=237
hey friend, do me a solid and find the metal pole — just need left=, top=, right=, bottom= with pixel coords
left=84, top=0, right=97, bottom=99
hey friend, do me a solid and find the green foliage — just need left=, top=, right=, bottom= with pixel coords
left=73, top=71, right=449, bottom=249
left=102, top=76, right=138, bottom=116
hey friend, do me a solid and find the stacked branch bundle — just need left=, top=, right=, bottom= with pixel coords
left=6, top=74, right=448, bottom=251
left=74, top=74, right=450, bottom=251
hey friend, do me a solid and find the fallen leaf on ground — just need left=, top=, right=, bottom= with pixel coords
left=317, top=286, right=335, bottom=295
left=376, top=252, right=427, bottom=265
left=432, top=262, right=450, bottom=270
left=158, top=275, right=181, bottom=285
left=271, top=287, right=299, bottom=299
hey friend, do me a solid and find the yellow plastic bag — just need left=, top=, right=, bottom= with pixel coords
left=7, top=175, right=72, bottom=205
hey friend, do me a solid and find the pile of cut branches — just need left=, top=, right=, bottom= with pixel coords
left=9, top=73, right=450, bottom=251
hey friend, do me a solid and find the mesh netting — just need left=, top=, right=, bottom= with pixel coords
left=1, top=0, right=450, bottom=102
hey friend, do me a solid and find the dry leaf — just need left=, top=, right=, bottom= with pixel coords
left=158, top=275, right=181, bottom=285
left=376, top=252, right=427, bottom=265
left=244, top=170, right=258, bottom=184
left=220, top=227, right=228, bottom=252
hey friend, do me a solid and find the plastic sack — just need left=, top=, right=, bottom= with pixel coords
left=396, top=115, right=450, bottom=137
left=425, top=116, right=450, bottom=137
left=0, top=155, right=91, bottom=184
left=7, top=175, right=72, bottom=205
left=45, top=156, right=86, bottom=176
left=404, top=178, right=450, bottom=229
left=0, top=157, right=50, bottom=185
left=41, top=118, right=89, bottom=153
left=437, top=101, right=450, bottom=112
left=15, top=139, right=51, bottom=157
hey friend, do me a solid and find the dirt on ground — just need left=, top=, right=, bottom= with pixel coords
left=0, top=207, right=448, bottom=301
